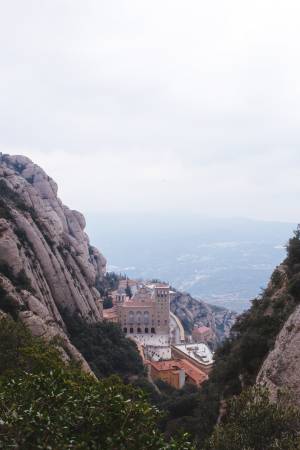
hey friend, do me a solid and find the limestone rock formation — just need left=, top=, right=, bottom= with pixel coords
left=257, top=303, right=300, bottom=405
left=257, top=262, right=300, bottom=406
left=170, top=291, right=237, bottom=348
left=0, top=153, right=106, bottom=373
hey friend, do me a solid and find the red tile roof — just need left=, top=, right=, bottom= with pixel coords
left=193, top=326, right=211, bottom=334
left=150, top=360, right=180, bottom=371
left=178, top=359, right=208, bottom=385
left=149, top=359, right=208, bottom=386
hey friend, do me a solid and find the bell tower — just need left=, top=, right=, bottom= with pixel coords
left=154, top=285, right=170, bottom=334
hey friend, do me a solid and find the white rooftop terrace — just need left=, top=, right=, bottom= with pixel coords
left=174, top=343, right=214, bottom=365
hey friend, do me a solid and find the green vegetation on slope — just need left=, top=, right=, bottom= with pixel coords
left=0, top=317, right=194, bottom=450
left=1, top=317, right=300, bottom=450
left=63, top=312, right=145, bottom=379
left=205, top=386, right=300, bottom=450
left=96, top=271, right=123, bottom=309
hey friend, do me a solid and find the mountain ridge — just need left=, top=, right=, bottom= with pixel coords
left=0, top=153, right=235, bottom=372
left=0, top=153, right=106, bottom=372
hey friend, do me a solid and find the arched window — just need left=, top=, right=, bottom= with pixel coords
left=137, top=327, right=141, bottom=333
left=145, top=327, right=149, bottom=333
left=144, top=311, right=149, bottom=324
left=136, top=311, right=142, bottom=324
left=128, top=311, right=134, bottom=324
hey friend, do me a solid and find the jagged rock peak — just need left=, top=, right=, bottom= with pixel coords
left=0, top=153, right=106, bottom=372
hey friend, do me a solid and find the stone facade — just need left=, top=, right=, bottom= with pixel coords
left=149, top=360, right=185, bottom=389
left=115, top=283, right=170, bottom=335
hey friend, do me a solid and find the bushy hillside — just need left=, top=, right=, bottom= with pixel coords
left=0, top=316, right=194, bottom=450
left=63, top=311, right=145, bottom=379
left=2, top=316, right=300, bottom=450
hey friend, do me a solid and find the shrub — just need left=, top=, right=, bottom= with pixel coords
left=0, top=370, right=195, bottom=450
left=0, top=318, right=66, bottom=378
left=103, top=296, right=113, bottom=309
left=205, top=386, right=300, bottom=450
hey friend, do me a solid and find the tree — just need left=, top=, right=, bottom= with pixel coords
left=103, top=296, right=113, bottom=309
left=125, top=280, right=133, bottom=298
left=287, top=224, right=300, bottom=266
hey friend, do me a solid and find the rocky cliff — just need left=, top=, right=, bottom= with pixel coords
left=257, top=260, right=300, bottom=405
left=0, top=154, right=106, bottom=372
left=258, top=302, right=300, bottom=404
left=170, top=291, right=237, bottom=348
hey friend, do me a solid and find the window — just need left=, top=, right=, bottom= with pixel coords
left=123, top=327, right=127, bottom=333
left=128, top=311, right=134, bottom=324
left=137, top=327, right=141, bottom=333
left=151, top=327, right=155, bottom=334
left=130, top=327, right=133, bottom=333
left=144, top=311, right=149, bottom=324
left=145, top=327, right=149, bottom=333
left=136, top=311, right=142, bottom=324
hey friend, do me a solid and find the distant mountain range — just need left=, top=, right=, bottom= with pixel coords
left=87, top=214, right=296, bottom=312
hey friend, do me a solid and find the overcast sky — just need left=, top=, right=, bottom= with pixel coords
left=1, top=0, right=300, bottom=222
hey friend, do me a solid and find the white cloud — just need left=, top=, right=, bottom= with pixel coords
left=1, top=0, right=300, bottom=221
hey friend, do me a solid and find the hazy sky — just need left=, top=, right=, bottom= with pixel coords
left=1, top=0, right=300, bottom=221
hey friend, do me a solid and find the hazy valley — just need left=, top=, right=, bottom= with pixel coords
left=87, top=214, right=295, bottom=312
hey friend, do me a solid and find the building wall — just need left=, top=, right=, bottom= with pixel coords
left=150, top=365, right=185, bottom=389
left=119, top=305, right=154, bottom=334
left=154, top=287, right=170, bottom=334
left=116, top=285, right=170, bottom=335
